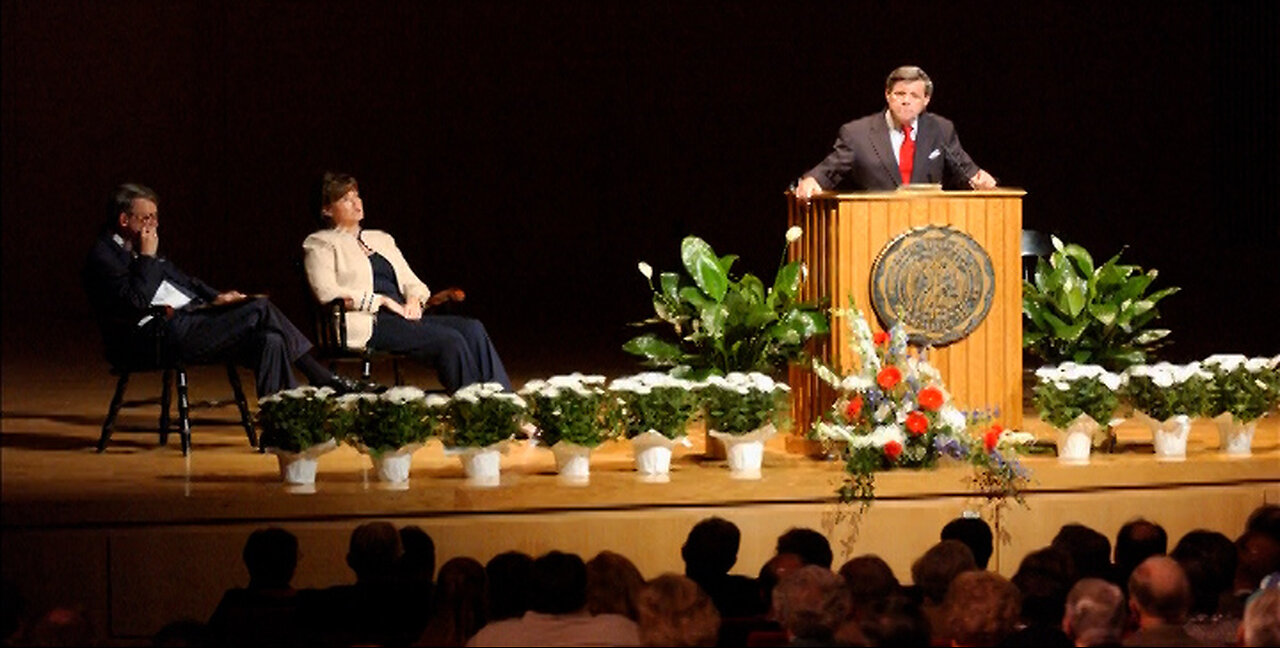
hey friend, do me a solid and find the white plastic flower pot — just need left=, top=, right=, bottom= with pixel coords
left=631, top=430, right=686, bottom=483
left=1215, top=414, right=1257, bottom=456
left=266, top=438, right=338, bottom=493
left=551, top=441, right=592, bottom=486
left=1055, top=415, right=1097, bottom=465
left=372, top=453, right=413, bottom=490
left=1148, top=414, right=1191, bottom=462
left=709, top=424, right=776, bottom=480
left=459, top=447, right=503, bottom=487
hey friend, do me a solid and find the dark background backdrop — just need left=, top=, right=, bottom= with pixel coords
left=3, top=1, right=1277, bottom=378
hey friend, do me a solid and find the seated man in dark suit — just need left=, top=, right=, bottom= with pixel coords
left=82, top=182, right=369, bottom=397
left=796, top=65, right=998, bottom=197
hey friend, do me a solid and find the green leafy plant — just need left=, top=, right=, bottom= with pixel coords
left=335, top=388, right=445, bottom=454
left=520, top=374, right=620, bottom=448
left=257, top=386, right=338, bottom=453
left=1122, top=363, right=1215, bottom=422
left=1203, top=355, right=1280, bottom=423
left=439, top=382, right=527, bottom=449
left=1031, top=363, right=1123, bottom=430
left=624, top=227, right=829, bottom=379
left=698, top=372, right=791, bottom=434
left=1023, top=236, right=1179, bottom=371
left=608, top=373, right=700, bottom=440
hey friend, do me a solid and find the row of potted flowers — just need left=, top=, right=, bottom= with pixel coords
left=257, top=372, right=792, bottom=490
left=1032, top=355, right=1280, bottom=463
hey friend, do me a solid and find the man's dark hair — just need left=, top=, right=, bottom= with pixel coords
left=838, top=554, right=900, bottom=609
left=1052, top=523, right=1113, bottom=581
left=1115, top=518, right=1168, bottom=586
left=530, top=551, right=588, bottom=615
left=106, top=182, right=158, bottom=227
left=941, top=517, right=994, bottom=569
left=1246, top=504, right=1280, bottom=541
left=486, top=551, right=535, bottom=621
left=399, top=525, right=436, bottom=584
left=776, top=527, right=833, bottom=569
left=885, top=65, right=934, bottom=96
left=1011, top=546, right=1075, bottom=628
left=682, top=517, right=741, bottom=578
left=346, top=521, right=402, bottom=584
left=242, top=527, right=298, bottom=589
left=1171, top=529, right=1237, bottom=616
left=911, top=540, right=976, bottom=604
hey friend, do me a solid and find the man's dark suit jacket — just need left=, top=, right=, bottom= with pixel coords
left=805, top=111, right=981, bottom=191
left=82, top=231, right=219, bottom=367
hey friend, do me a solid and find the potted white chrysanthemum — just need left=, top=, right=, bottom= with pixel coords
left=1032, top=363, right=1124, bottom=464
left=335, top=387, right=448, bottom=489
left=609, top=373, right=699, bottom=482
left=1122, top=363, right=1214, bottom=461
left=257, top=386, right=340, bottom=491
left=1202, top=355, right=1280, bottom=456
left=696, top=372, right=791, bottom=479
left=520, top=374, right=618, bottom=485
left=438, top=382, right=526, bottom=487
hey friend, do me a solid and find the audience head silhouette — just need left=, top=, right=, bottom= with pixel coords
left=941, top=516, right=994, bottom=569
left=585, top=550, right=644, bottom=619
left=635, top=573, right=720, bottom=647
left=346, top=521, right=402, bottom=584
left=911, top=539, right=976, bottom=605
left=1128, top=555, right=1192, bottom=626
left=775, top=527, right=833, bottom=569
left=1063, top=578, right=1126, bottom=646
left=242, top=527, right=298, bottom=590
left=530, top=551, right=588, bottom=615
left=773, top=565, right=851, bottom=642
left=485, top=551, right=534, bottom=622
left=682, top=517, right=741, bottom=578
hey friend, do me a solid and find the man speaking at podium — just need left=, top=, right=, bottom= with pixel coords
left=795, top=65, right=997, bottom=198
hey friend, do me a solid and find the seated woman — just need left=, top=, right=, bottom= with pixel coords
left=303, top=172, right=510, bottom=393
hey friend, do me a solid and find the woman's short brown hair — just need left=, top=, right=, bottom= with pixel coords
left=318, top=171, right=358, bottom=222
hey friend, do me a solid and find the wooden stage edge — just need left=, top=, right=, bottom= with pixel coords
left=2, top=362, right=1279, bottom=640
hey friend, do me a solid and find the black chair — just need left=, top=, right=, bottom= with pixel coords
left=1020, top=229, right=1053, bottom=282
left=311, top=297, right=406, bottom=387
left=96, top=307, right=257, bottom=456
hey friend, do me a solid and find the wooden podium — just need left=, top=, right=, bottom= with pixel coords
left=786, top=189, right=1026, bottom=447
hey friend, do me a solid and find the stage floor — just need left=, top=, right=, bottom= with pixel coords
left=2, top=344, right=1279, bottom=641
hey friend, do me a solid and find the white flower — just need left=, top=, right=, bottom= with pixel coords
left=1244, top=357, right=1270, bottom=372
left=424, top=394, right=450, bottom=408
left=1098, top=372, right=1123, bottom=391
left=840, top=375, right=874, bottom=392
left=519, top=379, right=548, bottom=394
left=638, top=261, right=653, bottom=280
left=382, top=385, right=427, bottom=404
left=869, top=424, right=906, bottom=447
left=939, top=406, right=967, bottom=434
left=814, top=421, right=857, bottom=443
left=785, top=226, right=803, bottom=243
left=996, top=430, right=1036, bottom=448
left=1204, top=354, right=1248, bottom=371
left=335, top=393, right=376, bottom=409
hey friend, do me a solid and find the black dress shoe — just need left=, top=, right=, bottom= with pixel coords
left=325, top=375, right=385, bottom=395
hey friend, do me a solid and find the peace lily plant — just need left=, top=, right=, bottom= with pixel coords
left=624, top=226, right=829, bottom=379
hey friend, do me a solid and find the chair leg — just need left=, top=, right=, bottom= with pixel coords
left=225, top=365, right=257, bottom=448
left=97, top=373, right=131, bottom=452
left=159, top=369, right=174, bottom=446
left=176, top=368, right=192, bottom=456
left=361, top=356, right=373, bottom=381
left=393, top=358, right=404, bottom=386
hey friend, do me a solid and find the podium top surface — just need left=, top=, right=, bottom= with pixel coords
left=793, top=188, right=1027, bottom=200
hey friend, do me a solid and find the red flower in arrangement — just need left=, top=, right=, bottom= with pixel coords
left=873, top=331, right=890, bottom=346
left=845, top=395, right=864, bottom=421
left=883, top=440, right=903, bottom=460
left=877, top=366, right=902, bottom=390
left=918, top=386, right=944, bottom=411
left=905, top=411, right=929, bottom=436
left=983, top=425, right=1004, bottom=453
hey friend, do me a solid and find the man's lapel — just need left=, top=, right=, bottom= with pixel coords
left=868, top=116, right=901, bottom=187
left=913, top=114, right=939, bottom=181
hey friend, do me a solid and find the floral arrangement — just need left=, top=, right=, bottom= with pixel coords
left=257, top=386, right=338, bottom=453
left=608, top=372, right=700, bottom=440
left=1122, top=363, right=1214, bottom=422
left=1032, top=363, right=1124, bottom=430
left=623, top=227, right=829, bottom=379
left=1202, top=355, right=1280, bottom=423
left=335, top=387, right=449, bottom=454
left=697, top=372, right=791, bottom=434
left=438, top=382, right=527, bottom=449
left=810, top=304, right=1033, bottom=504
left=520, top=374, right=619, bottom=448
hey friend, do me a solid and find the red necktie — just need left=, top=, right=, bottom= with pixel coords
left=899, top=122, right=915, bottom=185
